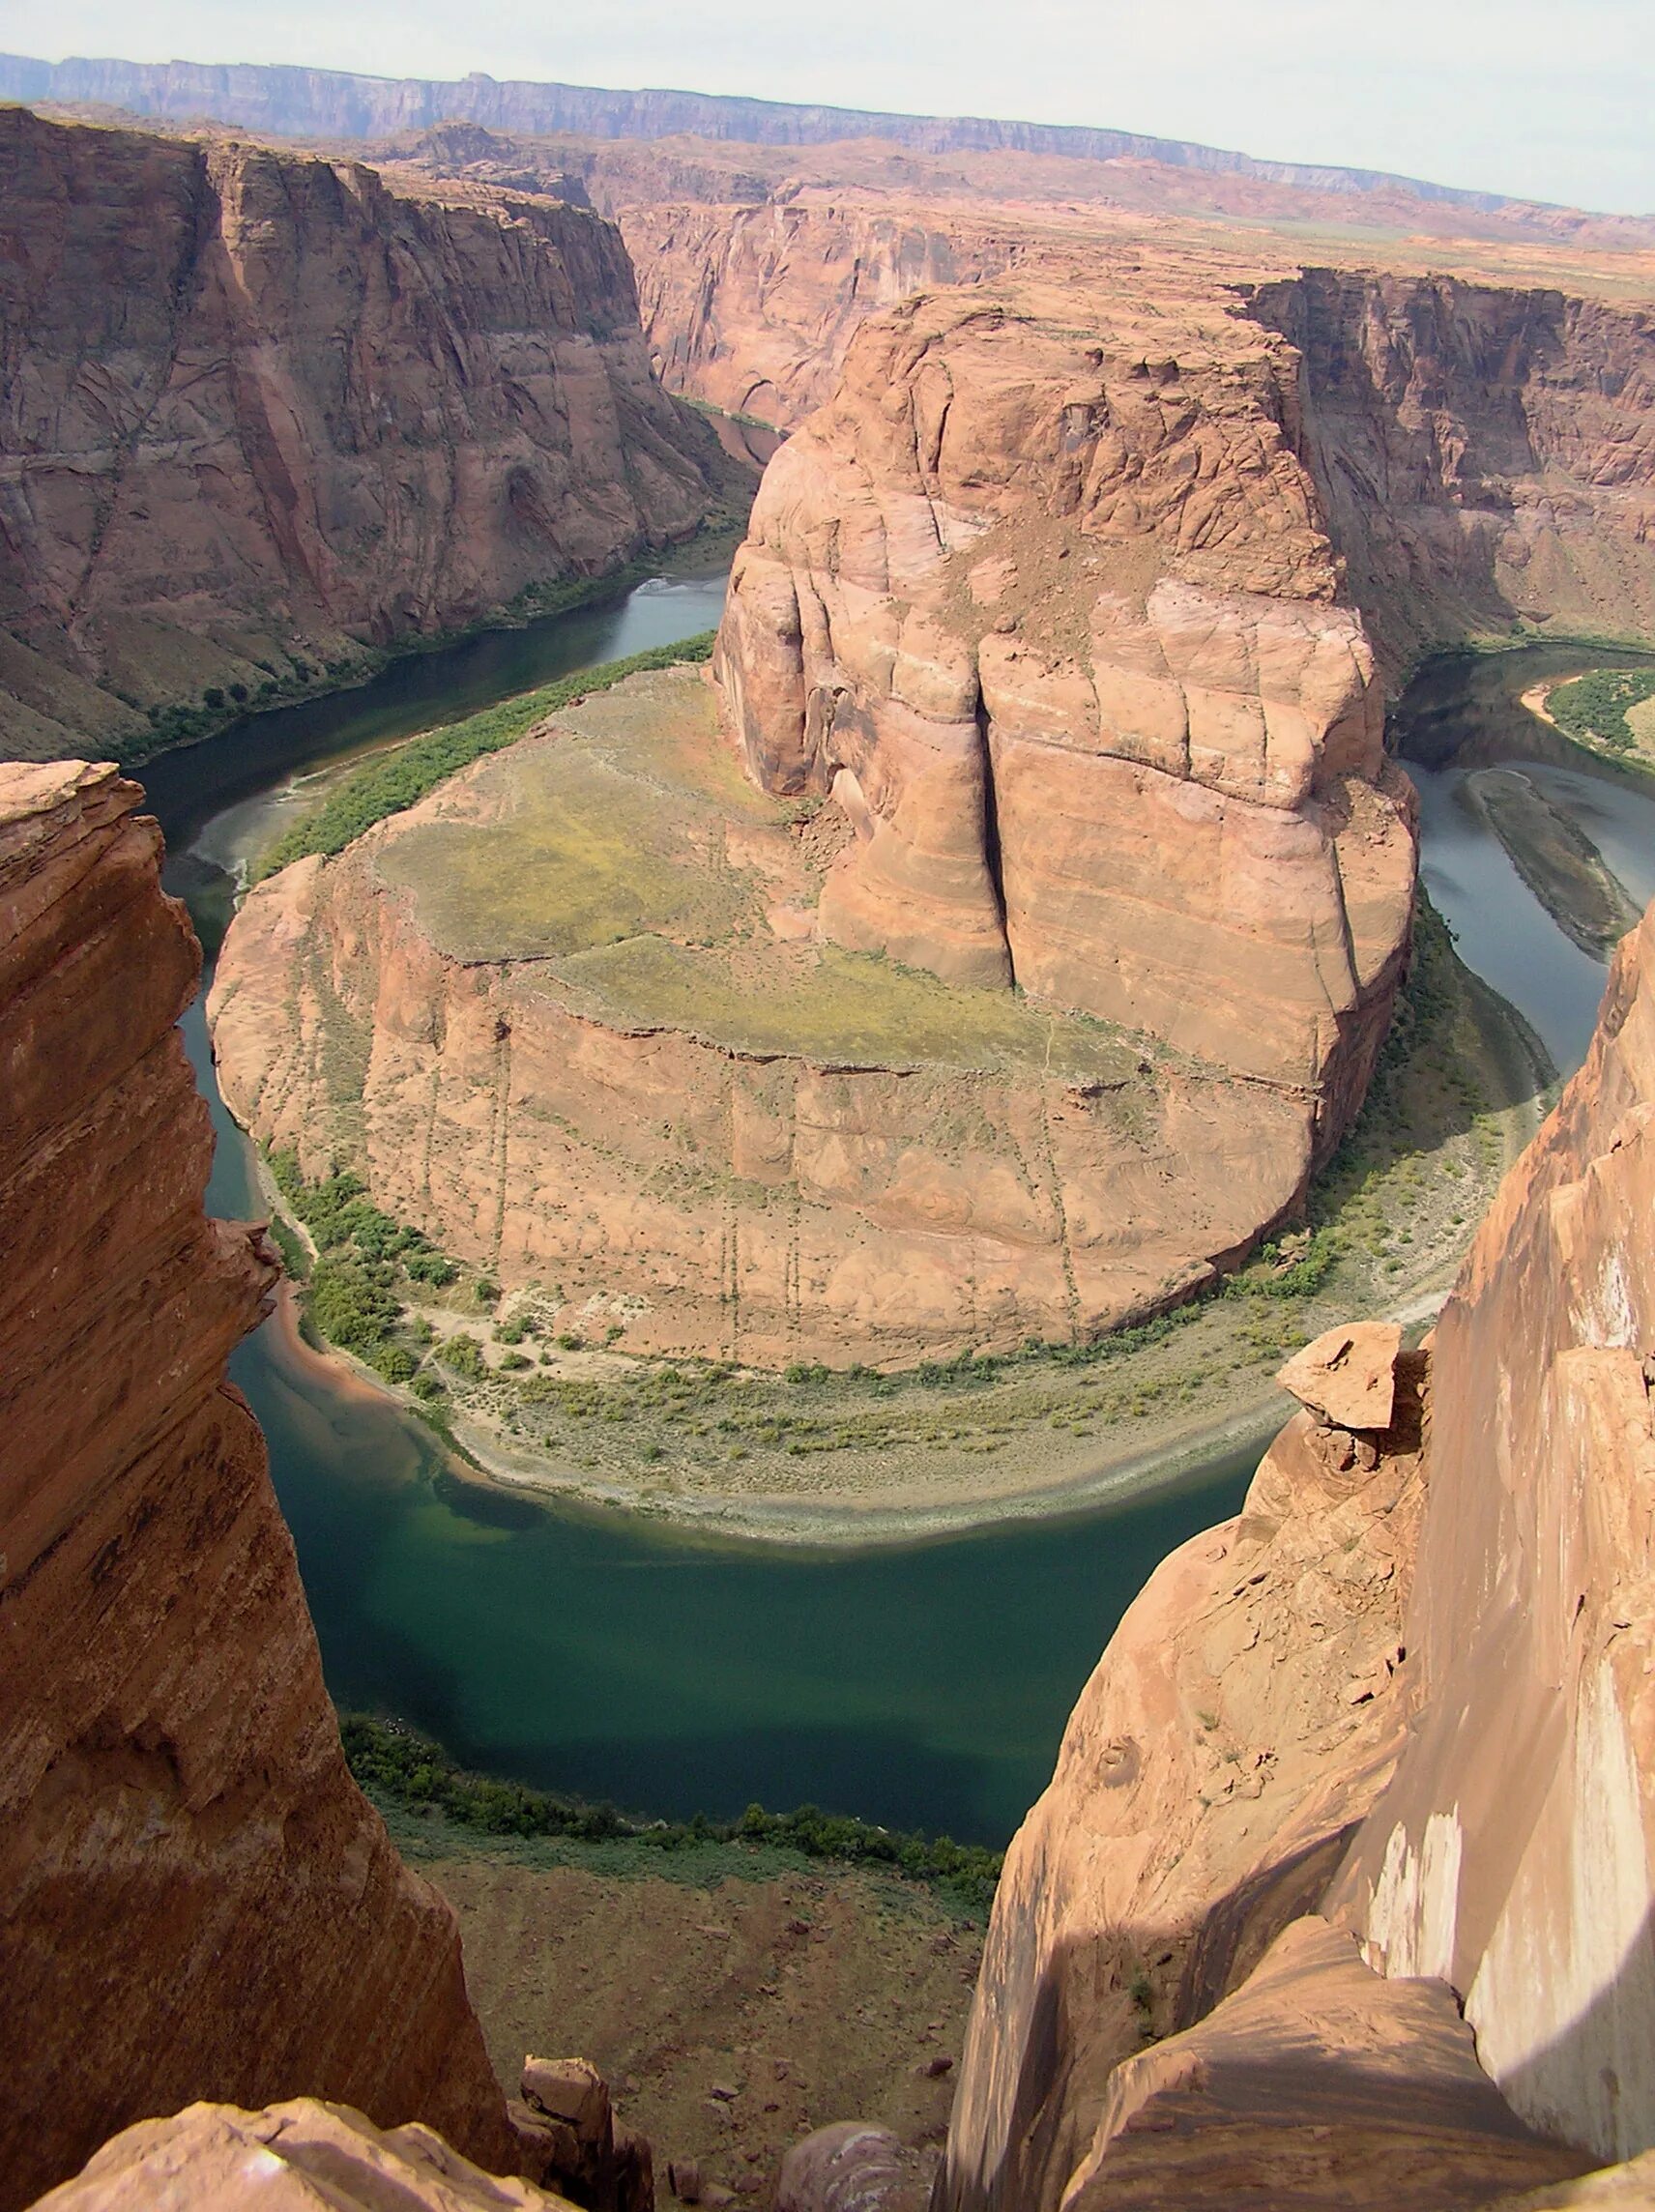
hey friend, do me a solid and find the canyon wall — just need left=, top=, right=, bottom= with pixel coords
left=942, top=903, right=1655, bottom=2207
left=712, top=271, right=1416, bottom=1114
left=0, top=106, right=732, bottom=763
left=0, top=50, right=1600, bottom=216
left=1330, top=904, right=1655, bottom=2165
left=620, top=198, right=1026, bottom=429
left=0, top=760, right=517, bottom=2208
left=1249, top=272, right=1655, bottom=665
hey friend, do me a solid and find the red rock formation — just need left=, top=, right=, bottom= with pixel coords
left=211, top=668, right=1320, bottom=1363
left=27, top=2100, right=577, bottom=2211
left=1248, top=272, right=1655, bottom=664
left=713, top=274, right=1416, bottom=1119
left=1330, top=907, right=1655, bottom=2164
left=943, top=906, right=1655, bottom=2205
left=943, top=1345, right=1430, bottom=2212
left=0, top=760, right=517, bottom=2208
left=0, top=107, right=732, bottom=761
left=1060, top=1916, right=1589, bottom=2210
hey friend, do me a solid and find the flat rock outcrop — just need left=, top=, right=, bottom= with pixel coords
left=0, top=107, right=731, bottom=761
left=211, top=666, right=1324, bottom=1363
left=0, top=761, right=517, bottom=2207
left=28, top=2099, right=578, bottom=2211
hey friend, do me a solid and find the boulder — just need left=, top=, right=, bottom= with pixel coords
left=1278, top=1321, right=1404, bottom=1432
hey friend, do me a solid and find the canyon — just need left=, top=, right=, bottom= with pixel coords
left=209, top=212, right=1655, bottom=1371
left=0, top=106, right=738, bottom=765
left=210, top=252, right=1423, bottom=1364
left=9, top=55, right=1655, bottom=2212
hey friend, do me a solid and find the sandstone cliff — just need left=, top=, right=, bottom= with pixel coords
left=0, top=107, right=732, bottom=763
left=712, top=272, right=1417, bottom=1109
left=942, top=903, right=1655, bottom=2207
left=1330, top=905, right=1655, bottom=2165
left=0, top=761, right=517, bottom=2207
left=210, top=665, right=1324, bottom=1363
left=1249, top=272, right=1655, bottom=664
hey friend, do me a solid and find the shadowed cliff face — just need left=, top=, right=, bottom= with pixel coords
left=1247, top=272, right=1655, bottom=666
left=0, top=761, right=518, bottom=2208
left=0, top=107, right=732, bottom=762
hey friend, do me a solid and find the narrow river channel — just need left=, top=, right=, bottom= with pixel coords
left=148, top=601, right=1653, bottom=1848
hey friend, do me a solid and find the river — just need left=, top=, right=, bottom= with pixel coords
left=149, top=604, right=1653, bottom=1848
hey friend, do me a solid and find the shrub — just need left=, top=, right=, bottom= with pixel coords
left=442, top=1335, right=486, bottom=1381
left=339, top=1715, right=1002, bottom=1917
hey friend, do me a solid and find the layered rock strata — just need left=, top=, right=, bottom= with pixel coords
left=0, top=107, right=731, bottom=761
left=0, top=761, right=517, bottom=2207
left=944, top=1332, right=1432, bottom=2212
left=713, top=274, right=1418, bottom=1115
left=12, top=52, right=1655, bottom=248
left=1248, top=273, right=1655, bottom=663
left=943, top=901, right=1655, bottom=2209
left=211, top=667, right=1321, bottom=1362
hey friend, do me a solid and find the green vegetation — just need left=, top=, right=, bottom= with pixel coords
left=1547, top=667, right=1655, bottom=758
left=341, top=1713, right=1002, bottom=1917
left=268, top=1150, right=457, bottom=1382
left=260, top=634, right=717, bottom=874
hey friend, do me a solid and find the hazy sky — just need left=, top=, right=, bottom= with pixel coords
left=5, top=0, right=1652, bottom=215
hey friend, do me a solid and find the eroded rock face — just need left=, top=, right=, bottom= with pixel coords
left=944, top=1345, right=1429, bottom=2212
left=27, top=2099, right=576, bottom=2212
left=944, top=906, right=1655, bottom=2208
left=1249, top=273, right=1655, bottom=665
left=0, top=762, right=516, bottom=2208
left=1329, top=905, right=1655, bottom=2165
left=1063, top=1915, right=1589, bottom=2211
left=713, top=276, right=1417, bottom=1115
left=0, top=107, right=730, bottom=760
left=209, top=668, right=1324, bottom=1363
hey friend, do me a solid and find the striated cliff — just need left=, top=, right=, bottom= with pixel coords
left=210, top=665, right=1325, bottom=1364
left=0, top=106, right=732, bottom=763
left=0, top=760, right=518, bottom=2207
left=619, top=197, right=1026, bottom=429
left=942, top=902, right=1655, bottom=2206
left=1249, top=272, right=1655, bottom=665
left=713, top=271, right=1416, bottom=1106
